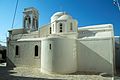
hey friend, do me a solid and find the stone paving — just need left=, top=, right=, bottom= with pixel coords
left=0, top=63, right=119, bottom=80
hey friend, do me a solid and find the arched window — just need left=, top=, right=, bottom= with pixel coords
left=32, top=18, right=35, bottom=27
left=28, top=17, right=31, bottom=24
left=59, top=23, right=62, bottom=27
left=49, top=44, right=51, bottom=50
left=50, top=27, right=51, bottom=34
left=24, top=17, right=27, bottom=28
left=70, top=23, right=73, bottom=31
left=15, top=45, right=19, bottom=55
left=35, top=45, right=38, bottom=56
left=33, top=17, right=38, bottom=29
left=24, top=15, right=31, bottom=29
left=36, top=20, right=38, bottom=28
left=59, top=23, right=63, bottom=32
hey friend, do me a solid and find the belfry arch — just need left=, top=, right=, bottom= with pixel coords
left=23, top=7, right=39, bottom=31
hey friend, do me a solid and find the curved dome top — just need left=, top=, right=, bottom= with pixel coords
left=52, top=12, right=67, bottom=17
left=57, top=14, right=72, bottom=20
left=51, top=12, right=68, bottom=22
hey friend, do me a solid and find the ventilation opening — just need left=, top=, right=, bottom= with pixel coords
left=60, top=29, right=62, bottom=32
left=59, top=23, right=63, bottom=32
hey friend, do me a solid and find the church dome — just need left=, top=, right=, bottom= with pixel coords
left=57, top=14, right=72, bottom=20
left=51, top=12, right=67, bottom=22
left=52, top=12, right=65, bottom=17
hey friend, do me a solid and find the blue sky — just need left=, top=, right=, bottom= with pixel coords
left=0, top=0, right=120, bottom=45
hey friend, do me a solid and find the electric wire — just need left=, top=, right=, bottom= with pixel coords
left=11, top=0, right=19, bottom=29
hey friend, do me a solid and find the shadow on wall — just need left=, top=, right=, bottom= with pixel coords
left=77, top=40, right=113, bottom=74
left=6, top=58, right=16, bottom=68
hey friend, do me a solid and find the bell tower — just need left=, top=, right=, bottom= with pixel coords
left=23, top=7, right=39, bottom=31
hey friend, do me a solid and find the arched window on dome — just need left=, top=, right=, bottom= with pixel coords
left=50, top=27, right=51, bottom=34
left=49, top=44, right=51, bottom=50
left=59, top=23, right=63, bottom=32
left=70, top=23, right=73, bottom=31
left=53, top=24, right=54, bottom=32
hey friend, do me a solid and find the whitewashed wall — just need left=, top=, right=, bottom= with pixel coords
left=7, top=41, right=41, bottom=68
left=41, top=37, right=77, bottom=74
left=77, top=24, right=115, bottom=74
left=77, top=38, right=114, bottom=74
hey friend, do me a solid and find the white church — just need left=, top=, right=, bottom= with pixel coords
left=7, top=7, right=115, bottom=75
